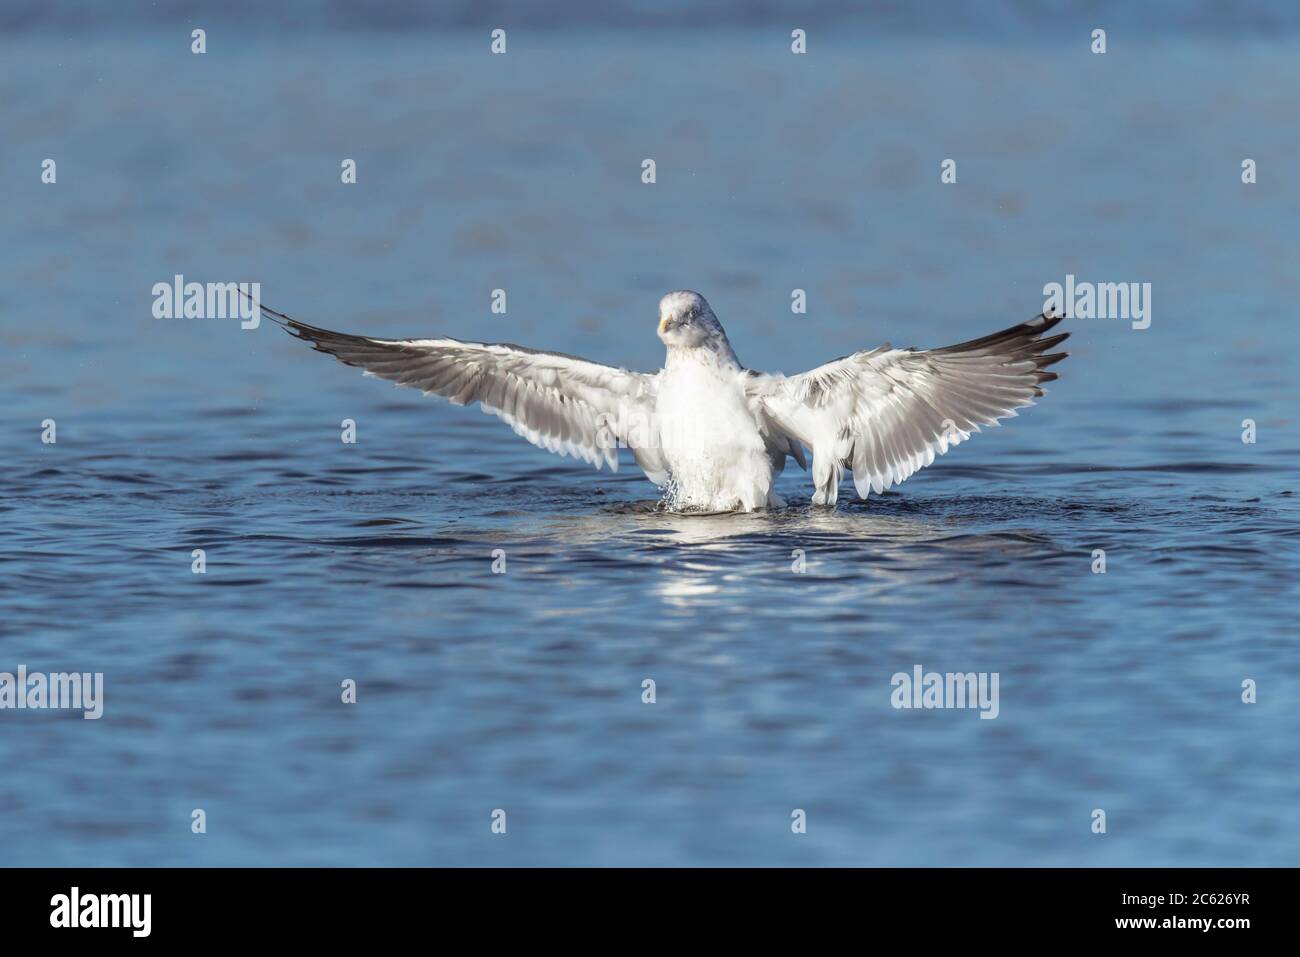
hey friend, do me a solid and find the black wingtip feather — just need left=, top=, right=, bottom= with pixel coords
left=933, top=311, right=1071, bottom=390
left=933, top=312, right=1066, bottom=356
left=235, top=288, right=352, bottom=346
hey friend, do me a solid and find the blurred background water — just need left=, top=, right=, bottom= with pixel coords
left=1, top=2, right=1298, bottom=866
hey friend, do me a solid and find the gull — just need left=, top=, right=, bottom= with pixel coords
left=261, top=291, right=1068, bottom=512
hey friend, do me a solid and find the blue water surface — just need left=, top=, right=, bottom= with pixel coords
left=1, top=24, right=1298, bottom=866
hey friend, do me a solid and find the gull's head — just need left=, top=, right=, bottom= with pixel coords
left=657, top=290, right=725, bottom=350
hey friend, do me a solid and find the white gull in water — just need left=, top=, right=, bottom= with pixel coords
left=262, top=291, right=1068, bottom=512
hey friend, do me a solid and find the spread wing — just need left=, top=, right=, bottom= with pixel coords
left=747, top=313, right=1068, bottom=504
left=263, top=302, right=662, bottom=475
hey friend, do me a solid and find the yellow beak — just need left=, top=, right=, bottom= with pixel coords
left=658, top=316, right=669, bottom=335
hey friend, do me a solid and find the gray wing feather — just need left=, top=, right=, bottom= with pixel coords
left=266, top=303, right=660, bottom=473
left=749, top=313, right=1068, bottom=504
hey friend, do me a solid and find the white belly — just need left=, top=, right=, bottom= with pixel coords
left=655, top=365, right=775, bottom=511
